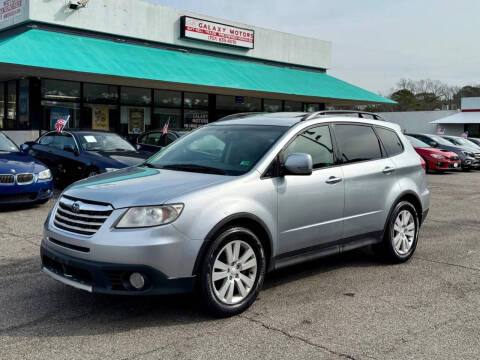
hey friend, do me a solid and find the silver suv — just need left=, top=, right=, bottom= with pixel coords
left=41, top=112, right=430, bottom=316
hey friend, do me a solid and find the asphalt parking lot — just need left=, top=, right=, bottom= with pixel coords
left=1, top=172, right=479, bottom=360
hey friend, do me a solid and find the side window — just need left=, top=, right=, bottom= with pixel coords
left=376, top=127, right=404, bottom=157
left=283, top=125, right=334, bottom=169
left=334, top=124, right=382, bottom=164
left=39, top=133, right=56, bottom=146
left=56, top=134, right=76, bottom=150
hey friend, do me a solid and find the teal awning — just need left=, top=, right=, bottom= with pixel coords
left=0, top=29, right=394, bottom=104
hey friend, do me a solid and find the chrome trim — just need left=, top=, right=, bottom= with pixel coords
left=0, top=174, right=15, bottom=185
left=55, top=213, right=104, bottom=226
left=42, top=267, right=92, bottom=293
left=16, top=173, right=35, bottom=185
left=54, top=221, right=97, bottom=234
left=57, top=207, right=109, bottom=220
left=59, top=197, right=113, bottom=212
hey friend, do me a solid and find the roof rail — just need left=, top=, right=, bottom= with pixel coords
left=301, top=110, right=384, bottom=122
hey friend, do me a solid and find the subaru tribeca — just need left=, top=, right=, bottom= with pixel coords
left=41, top=112, right=430, bottom=317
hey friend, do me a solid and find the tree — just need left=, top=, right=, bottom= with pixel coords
left=390, top=89, right=417, bottom=111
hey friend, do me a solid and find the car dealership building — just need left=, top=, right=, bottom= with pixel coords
left=0, top=0, right=393, bottom=144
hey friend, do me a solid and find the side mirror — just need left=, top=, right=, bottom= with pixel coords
left=20, top=143, right=30, bottom=152
left=430, top=141, right=438, bottom=147
left=283, top=153, right=313, bottom=176
left=64, top=144, right=78, bottom=155
left=136, top=144, right=141, bottom=150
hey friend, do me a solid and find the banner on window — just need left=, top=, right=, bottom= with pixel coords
left=92, top=106, right=109, bottom=131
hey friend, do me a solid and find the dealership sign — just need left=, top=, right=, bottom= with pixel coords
left=180, top=16, right=254, bottom=49
left=0, top=0, right=24, bottom=23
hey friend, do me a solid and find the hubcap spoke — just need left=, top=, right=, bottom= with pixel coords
left=394, top=210, right=416, bottom=255
left=226, top=281, right=235, bottom=304
left=225, top=243, right=234, bottom=265
left=233, top=241, right=240, bottom=262
left=218, top=279, right=230, bottom=299
left=235, top=278, right=247, bottom=297
left=239, top=273, right=254, bottom=288
left=212, top=271, right=228, bottom=281
left=241, top=258, right=257, bottom=271
left=214, top=260, right=229, bottom=271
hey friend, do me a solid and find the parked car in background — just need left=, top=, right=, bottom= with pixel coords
left=41, top=112, right=429, bottom=317
left=405, top=135, right=461, bottom=172
left=22, top=130, right=150, bottom=186
left=129, top=129, right=187, bottom=155
left=467, top=137, right=480, bottom=147
left=407, top=133, right=479, bottom=171
left=0, top=131, right=53, bottom=205
left=441, top=135, right=480, bottom=150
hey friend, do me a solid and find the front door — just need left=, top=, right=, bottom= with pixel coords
left=276, top=125, right=345, bottom=255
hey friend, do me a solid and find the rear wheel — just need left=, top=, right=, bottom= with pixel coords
left=199, top=226, right=266, bottom=317
left=374, top=201, right=419, bottom=263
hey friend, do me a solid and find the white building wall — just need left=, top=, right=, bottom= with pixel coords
left=0, top=0, right=332, bottom=70
left=377, top=110, right=463, bottom=135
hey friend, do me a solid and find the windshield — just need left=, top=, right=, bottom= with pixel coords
left=0, top=133, right=18, bottom=152
left=448, top=137, right=480, bottom=149
left=406, top=136, right=430, bottom=148
left=78, top=133, right=135, bottom=152
left=429, top=135, right=455, bottom=146
left=146, top=125, right=288, bottom=175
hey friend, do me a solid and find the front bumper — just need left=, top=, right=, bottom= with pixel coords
left=41, top=240, right=195, bottom=295
left=0, top=178, right=53, bottom=204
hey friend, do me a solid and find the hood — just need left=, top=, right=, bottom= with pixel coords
left=418, top=148, right=458, bottom=157
left=0, top=151, right=47, bottom=174
left=86, top=150, right=150, bottom=168
left=64, top=166, right=232, bottom=208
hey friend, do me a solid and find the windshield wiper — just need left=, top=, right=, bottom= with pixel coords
left=162, top=164, right=226, bottom=175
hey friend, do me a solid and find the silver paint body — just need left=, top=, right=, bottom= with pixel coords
left=43, top=115, right=430, bottom=280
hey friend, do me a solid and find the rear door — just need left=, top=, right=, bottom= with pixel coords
left=333, top=123, right=399, bottom=239
left=276, top=124, right=345, bottom=254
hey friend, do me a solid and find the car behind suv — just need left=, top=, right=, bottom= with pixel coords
left=41, top=112, right=430, bottom=316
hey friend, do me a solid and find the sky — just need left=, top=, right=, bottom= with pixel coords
left=144, top=0, right=480, bottom=96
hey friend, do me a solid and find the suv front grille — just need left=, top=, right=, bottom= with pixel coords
left=475, top=153, right=480, bottom=160
left=17, top=173, right=34, bottom=184
left=0, top=174, right=14, bottom=184
left=53, top=196, right=113, bottom=236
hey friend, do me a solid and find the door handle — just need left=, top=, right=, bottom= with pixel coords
left=326, top=176, right=342, bottom=184
left=383, top=166, right=395, bottom=175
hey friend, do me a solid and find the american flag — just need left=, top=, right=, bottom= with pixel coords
left=437, top=127, right=445, bottom=135
left=461, top=131, right=468, bottom=138
left=162, top=119, right=170, bottom=135
left=55, top=115, right=70, bottom=133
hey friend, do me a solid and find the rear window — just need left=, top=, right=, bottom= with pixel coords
left=376, top=127, right=404, bottom=157
left=334, top=124, right=382, bottom=164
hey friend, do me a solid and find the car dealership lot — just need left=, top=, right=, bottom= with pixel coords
left=1, top=172, right=479, bottom=360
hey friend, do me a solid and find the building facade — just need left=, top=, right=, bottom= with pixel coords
left=0, top=0, right=393, bottom=144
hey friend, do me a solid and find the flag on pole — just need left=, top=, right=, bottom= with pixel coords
left=437, top=127, right=445, bottom=135
left=162, top=119, right=170, bottom=135
left=461, top=131, right=468, bottom=138
left=55, top=115, right=70, bottom=133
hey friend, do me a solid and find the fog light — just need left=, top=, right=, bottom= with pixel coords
left=129, top=272, right=145, bottom=290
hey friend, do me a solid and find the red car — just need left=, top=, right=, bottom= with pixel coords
left=406, top=135, right=461, bottom=172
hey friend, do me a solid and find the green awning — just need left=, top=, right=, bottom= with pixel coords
left=0, top=29, right=394, bottom=104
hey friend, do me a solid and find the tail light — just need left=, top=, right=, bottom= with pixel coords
left=420, top=157, right=426, bottom=171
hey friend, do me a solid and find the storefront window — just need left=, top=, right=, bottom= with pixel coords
left=152, top=108, right=181, bottom=130
left=42, top=101, right=81, bottom=130
left=217, top=95, right=261, bottom=112
left=84, top=83, right=119, bottom=104
left=41, top=79, right=80, bottom=101
left=284, top=100, right=303, bottom=112
left=184, top=109, right=209, bottom=129
left=121, top=86, right=151, bottom=106
left=83, top=104, right=119, bottom=132
left=264, top=99, right=282, bottom=112
left=18, top=80, right=29, bottom=130
left=121, top=106, right=151, bottom=134
left=154, top=90, right=181, bottom=107
left=0, top=82, right=4, bottom=129
left=304, top=103, right=321, bottom=112
left=6, top=81, right=17, bottom=128
left=184, top=92, right=208, bottom=109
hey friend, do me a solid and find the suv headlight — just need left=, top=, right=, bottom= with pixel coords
left=115, top=204, right=184, bottom=228
left=461, top=151, right=473, bottom=157
left=38, top=169, right=52, bottom=180
left=430, top=154, right=446, bottom=159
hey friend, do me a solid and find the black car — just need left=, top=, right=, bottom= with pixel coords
left=21, top=130, right=150, bottom=185
left=130, top=129, right=187, bottom=155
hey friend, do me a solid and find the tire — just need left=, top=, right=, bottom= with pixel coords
left=374, top=201, right=419, bottom=263
left=199, top=226, right=266, bottom=317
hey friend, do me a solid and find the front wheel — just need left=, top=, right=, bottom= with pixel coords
left=374, top=201, right=419, bottom=263
left=199, top=226, right=266, bottom=317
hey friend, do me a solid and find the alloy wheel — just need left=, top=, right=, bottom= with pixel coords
left=393, top=210, right=416, bottom=255
left=211, top=240, right=257, bottom=305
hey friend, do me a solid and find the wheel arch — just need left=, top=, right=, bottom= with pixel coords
left=384, top=190, right=423, bottom=236
left=192, top=213, right=274, bottom=276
